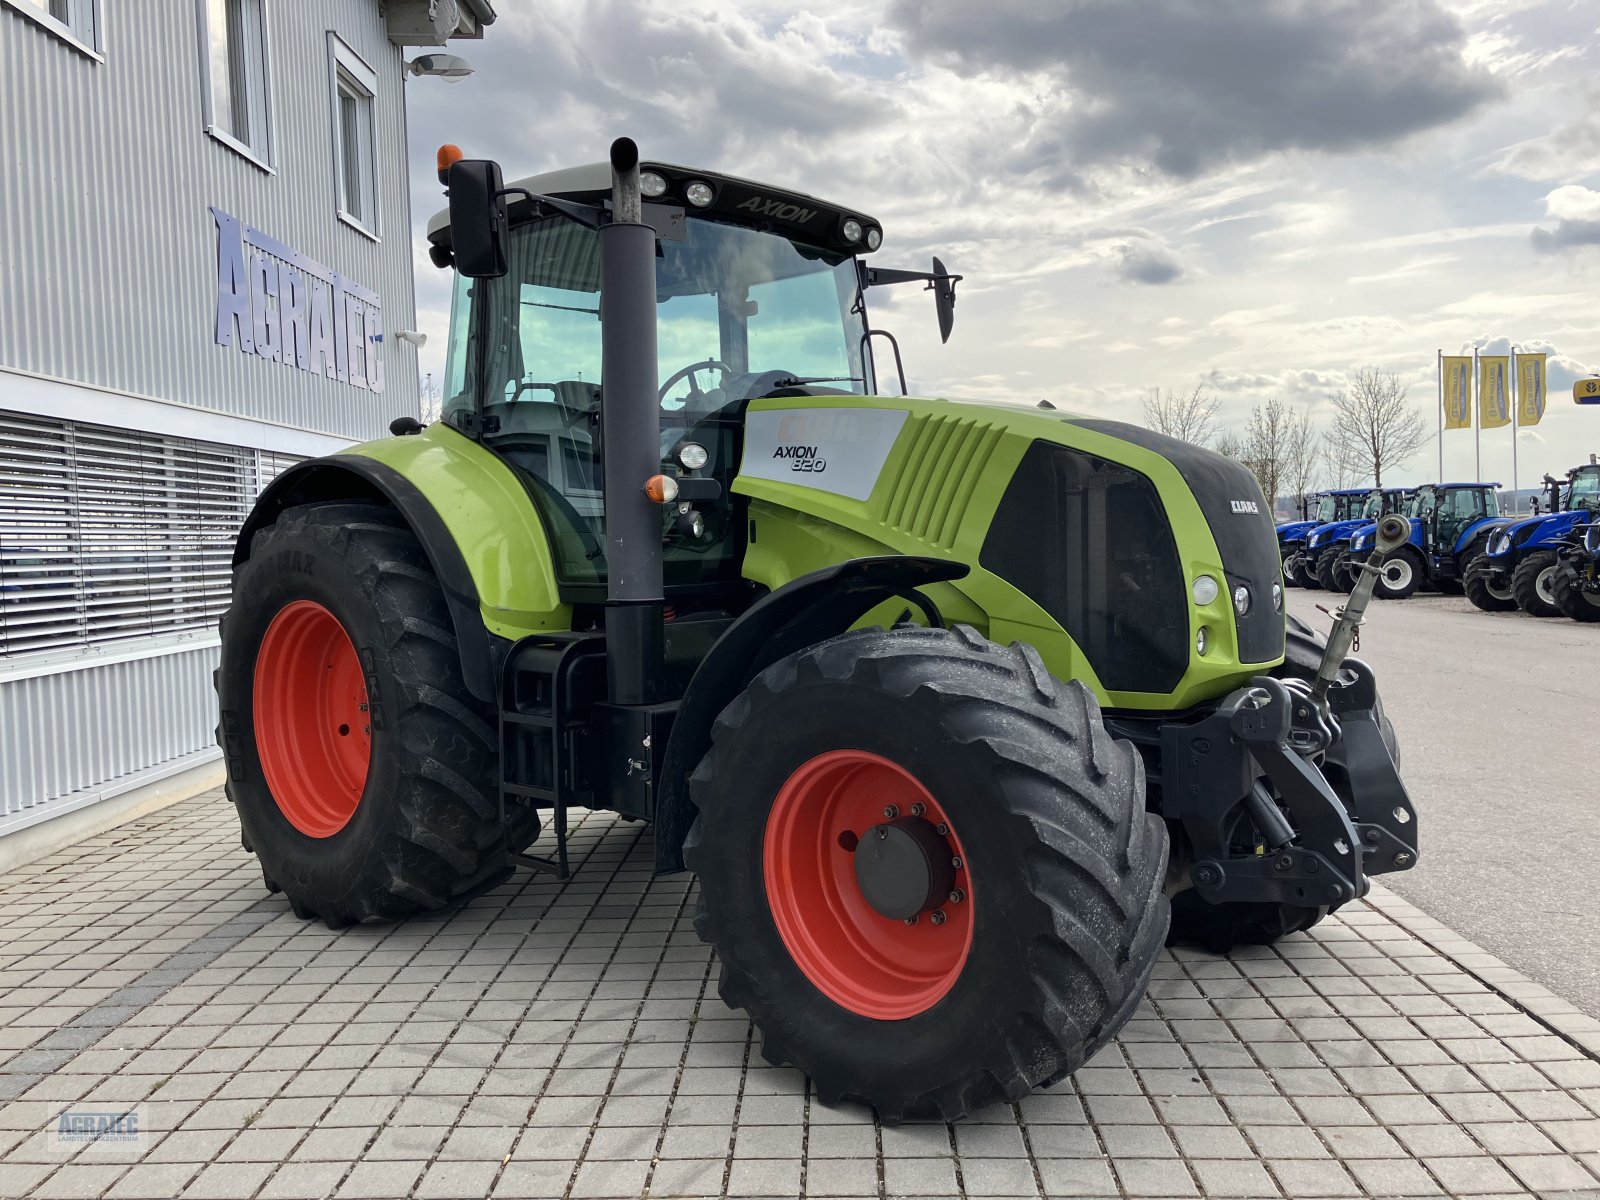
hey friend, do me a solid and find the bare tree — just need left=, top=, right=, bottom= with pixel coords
left=1212, top=429, right=1245, bottom=461
left=1325, top=367, right=1427, bottom=486
left=1239, top=398, right=1294, bottom=513
left=1284, top=406, right=1320, bottom=512
left=419, top=373, right=443, bottom=424
left=1143, top=385, right=1220, bottom=446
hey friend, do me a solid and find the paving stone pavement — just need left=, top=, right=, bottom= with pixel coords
left=3, top=789, right=1600, bottom=1200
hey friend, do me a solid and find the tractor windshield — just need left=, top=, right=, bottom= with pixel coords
left=1314, top=496, right=1337, bottom=523
left=441, top=214, right=873, bottom=589
left=1571, top=467, right=1600, bottom=511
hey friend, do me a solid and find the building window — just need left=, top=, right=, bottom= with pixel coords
left=198, top=0, right=273, bottom=168
left=1, top=0, right=104, bottom=58
left=0, top=411, right=299, bottom=661
left=328, top=35, right=379, bottom=238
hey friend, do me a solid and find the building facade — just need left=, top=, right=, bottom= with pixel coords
left=0, top=0, right=493, bottom=834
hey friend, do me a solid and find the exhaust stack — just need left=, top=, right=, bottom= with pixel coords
left=598, top=137, right=664, bottom=704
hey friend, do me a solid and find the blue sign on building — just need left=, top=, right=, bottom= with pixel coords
left=212, top=208, right=384, bottom=394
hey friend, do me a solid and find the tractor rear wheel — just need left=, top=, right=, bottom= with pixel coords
left=216, top=502, right=534, bottom=927
left=1374, top=548, right=1422, bottom=600
left=1552, top=564, right=1600, bottom=622
left=1464, top=555, right=1517, bottom=612
left=1512, top=551, right=1561, bottom=617
left=685, top=625, right=1169, bottom=1122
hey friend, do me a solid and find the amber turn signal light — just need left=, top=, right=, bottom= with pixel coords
left=644, top=474, right=679, bottom=503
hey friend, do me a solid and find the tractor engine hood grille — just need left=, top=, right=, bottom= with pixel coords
left=1070, top=420, right=1286, bottom=667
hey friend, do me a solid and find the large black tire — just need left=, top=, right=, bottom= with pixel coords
left=1464, top=554, right=1517, bottom=612
left=1166, top=614, right=1400, bottom=954
left=684, top=625, right=1169, bottom=1123
left=1512, top=550, right=1561, bottom=617
left=216, top=502, right=535, bottom=927
left=1331, top=553, right=1358, bottom=593
left=1289, top=554, right=1319, bottom=590
left=1314, top=548, right=1343, bottom=591
left=1373, top=548, right=1422, bottom=600
left=1552, top=563, right=1600, bottom=622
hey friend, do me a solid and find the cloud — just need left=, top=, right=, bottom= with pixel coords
left=1113, top=236, right=1189, bottom=285
left=1530, top=185, right=1600, bottom=253
left=1491, top=93, right=1600, bottom=182
left=888, top=0, right=1501, bottom=179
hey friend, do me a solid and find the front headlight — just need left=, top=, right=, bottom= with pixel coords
left=1585, top=525, right=1600, bottom=555
left=1308, top=532, right=1323, bottom=548
left=1490, top=532, right=1511, bottom=555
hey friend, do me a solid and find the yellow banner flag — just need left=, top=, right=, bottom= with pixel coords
left=1442, top=356, right=1472, bottom=429
left=1479, top=356, right=1510, bottom=429
left=1516, top=353, right=1547, bottom=426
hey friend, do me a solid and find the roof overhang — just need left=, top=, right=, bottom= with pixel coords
left=387, top=0, right=496, bottom=46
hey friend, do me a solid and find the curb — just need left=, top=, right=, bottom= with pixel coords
left=1366, top=882, right=1600, bottom=1062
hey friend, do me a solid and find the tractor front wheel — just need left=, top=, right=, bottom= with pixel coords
left=1374, top=549, right=1422, bottom=600
left=216, top=502, right=534, bottom=927
left=685, top=626, right=1169, bottom=1122
left=1512, top=551, right=1562, bottom=617
left=1464, top=555, right=1517, bottom=612
left=1552, top=564, right=1600, bottom=622
left=1314, top=549, right=1343, bottom=591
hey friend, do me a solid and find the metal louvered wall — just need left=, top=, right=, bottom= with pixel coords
left=0, top=410, right=300, bottom=824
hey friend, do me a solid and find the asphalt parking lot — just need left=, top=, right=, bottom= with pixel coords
left=1288, top=589, right=1600, bottom=1020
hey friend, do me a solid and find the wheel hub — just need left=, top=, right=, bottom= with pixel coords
left=854, top=817, right=956, bottom=921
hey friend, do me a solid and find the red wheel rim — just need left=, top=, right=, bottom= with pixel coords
left=253, top=600, right=371, bottom=838
left=763, top=750, right=973, bottom=1020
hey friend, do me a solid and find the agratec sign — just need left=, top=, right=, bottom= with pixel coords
left=211, top=208, right=385, bottom=393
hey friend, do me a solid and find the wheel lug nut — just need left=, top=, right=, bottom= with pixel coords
left=883, top=805, right=899, bottom=819
left=903, top=915, right=918, bottom=926
left=910, top=802, right=926, bottom=817
left=950, top=856, right=963, bottom=869
left=948, top=889, right=965, bottom=904
left=936, top=823, right=949, bottom=836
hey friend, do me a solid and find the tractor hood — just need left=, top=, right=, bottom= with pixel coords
left=1276, top=519, right=1318, bottom=542
left=1486, top=509, right=1587, bottom=557
left=1305, top=518, right=1369, bottom=549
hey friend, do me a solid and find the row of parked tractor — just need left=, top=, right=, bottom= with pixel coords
left=1277, top=459, right=1600, bottom=621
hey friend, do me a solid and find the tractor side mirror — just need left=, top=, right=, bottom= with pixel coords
left=932, top=256, right=956, bottom=344
left=448, top=159, right=509, bottom=278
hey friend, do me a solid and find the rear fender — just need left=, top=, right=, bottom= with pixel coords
left=1453, top=516, right=1503, bottom=557
left=652, top=555, right=970, bottom=873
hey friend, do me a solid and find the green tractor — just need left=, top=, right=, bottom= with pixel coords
left=216, top=139, right=1418, bottom=1121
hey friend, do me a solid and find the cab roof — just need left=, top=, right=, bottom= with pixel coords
left=427, top=160, right=881, bottom=259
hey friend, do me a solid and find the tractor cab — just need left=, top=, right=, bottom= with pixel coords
left=425, top=155, right=956, bottom=603
left=1412, top=483, right=1501, bottom=563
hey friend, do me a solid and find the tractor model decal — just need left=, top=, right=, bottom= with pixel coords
left=737, top=195, right=819, bottom=224
left=739, top=407, right=909, bottom=501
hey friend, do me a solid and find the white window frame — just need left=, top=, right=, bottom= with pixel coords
left=328, top=33, right=380, bottom=241
left=195, top=0, right=276, bottom=173
left=1, top=0, right=105, bottom=61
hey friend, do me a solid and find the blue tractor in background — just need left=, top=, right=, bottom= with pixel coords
left=1466, top=462, right=1600, bottom=616
left=1283, top=489, right=1374, bottom=588
left=1295, top=487, right=1410, bottom=591
left=1343, top=482, right=1502, bottom=599
left=1276, top=492, right=1324, bottom=587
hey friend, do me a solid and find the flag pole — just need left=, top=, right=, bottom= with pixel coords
left=1436, top=348, right=1443, bottom=482
left=1473, top=347, right=1481, bottom=482
left=1511, top=344, right=1520, bottom=505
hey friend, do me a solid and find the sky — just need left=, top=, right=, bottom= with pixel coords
left=402, top=0, right=1600, bottom=492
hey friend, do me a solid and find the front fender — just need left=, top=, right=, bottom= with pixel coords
left=653, top=555, right=969, bottom=872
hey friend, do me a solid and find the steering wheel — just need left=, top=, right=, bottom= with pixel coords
left=658, top=359, right=732, bottom=407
